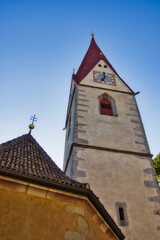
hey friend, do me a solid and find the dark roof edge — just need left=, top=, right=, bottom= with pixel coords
left=0, top=169, right=124, bottom=240
left=86, top=190, right=125, bottom=240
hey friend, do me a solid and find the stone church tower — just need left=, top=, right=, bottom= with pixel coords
left=63, top=35, right=160, bottom=239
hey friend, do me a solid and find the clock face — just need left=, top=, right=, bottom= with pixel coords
left=93, top=71, right=116, bottom=85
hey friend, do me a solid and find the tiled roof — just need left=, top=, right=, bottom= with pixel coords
left=0, top=133, right=125, bottom=239
left=0, top=134, right=86, bottom=189
left=73, top=37, right=133, bottom=93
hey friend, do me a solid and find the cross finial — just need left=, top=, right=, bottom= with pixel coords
left=91, top=30, right=94, bottom=37
left=29, top=114, right=37, bottom=135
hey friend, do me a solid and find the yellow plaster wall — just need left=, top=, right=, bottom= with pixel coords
left=0, top=185, right=117, bottom=240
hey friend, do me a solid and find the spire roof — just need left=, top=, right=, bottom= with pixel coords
left=0, top=134, right=86, bottom=189
left=73, top=37, right=133, bottom=93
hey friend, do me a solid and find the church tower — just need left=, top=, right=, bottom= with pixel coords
left=63, top=35, right=160, bottom=239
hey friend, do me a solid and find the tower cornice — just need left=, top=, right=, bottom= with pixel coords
left=64, top=142, right=153, bottom=174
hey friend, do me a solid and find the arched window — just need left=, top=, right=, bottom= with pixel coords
left=100, top=98, right=113, bottom=115
left=98, top=93, right=117, bottom=116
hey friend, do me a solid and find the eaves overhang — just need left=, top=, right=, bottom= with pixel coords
left=0, top=168, right=125, bottom=240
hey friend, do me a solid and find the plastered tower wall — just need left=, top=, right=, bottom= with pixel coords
left=63, top=40, right=160, bottom=239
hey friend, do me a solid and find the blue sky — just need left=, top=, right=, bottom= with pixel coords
left=0, top=0, right=160, bottom=168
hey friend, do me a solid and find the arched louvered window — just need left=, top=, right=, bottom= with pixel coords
left=100, top=98, right=113, bottom=115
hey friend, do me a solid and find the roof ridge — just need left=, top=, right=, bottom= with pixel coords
left=0, top=134, right=29, bottom=151
left=0, top=134, right=87, bottom=189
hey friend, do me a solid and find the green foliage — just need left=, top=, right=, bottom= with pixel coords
left=153, top=153, right=160, bottom=180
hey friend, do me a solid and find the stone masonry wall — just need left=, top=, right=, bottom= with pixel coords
left=68, top=84, right=160, bottom=240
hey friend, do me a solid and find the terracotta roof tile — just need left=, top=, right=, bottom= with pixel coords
left=0, top=134, right=86, bottom=189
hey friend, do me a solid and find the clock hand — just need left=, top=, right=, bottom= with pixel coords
left=101, top=72, right=105, bottom=81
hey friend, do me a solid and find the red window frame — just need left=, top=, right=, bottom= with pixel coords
left=100, top=99, right=113, bottom=115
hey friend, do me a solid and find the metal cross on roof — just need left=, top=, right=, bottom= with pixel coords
left=28, top=114, right=37, bottom=135
left=30, top=114, right=37, bottom=124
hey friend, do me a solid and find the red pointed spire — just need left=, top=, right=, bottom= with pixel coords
left=73, top=36, right=134, bottom=93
